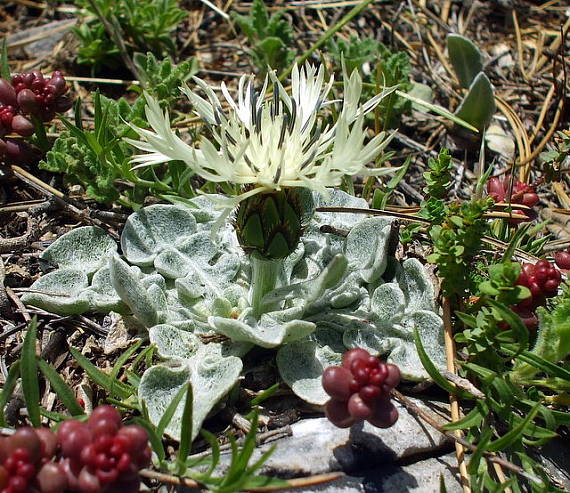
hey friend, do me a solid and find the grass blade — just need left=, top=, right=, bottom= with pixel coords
left=109, top=339, right=145, bottom=398
left=395, top=90, right=478, bottom=132
left=21, top=318, right=41, bottom=426
left=0, top=360, right=20, bottom=427
left=414, top=327, right=472, bottom=399
left=487, top=402, right=540, bottom=452
left=0, top=39, right=10, bottom=81
left=69, top=346, right=132, bottom=399
left=38, top=359, right=84, bottom=416
left=177, top=382, right=194, bottom=475
left=156, top=382, right=188, bottom=439
left=131, top=415, right=166, bottom=463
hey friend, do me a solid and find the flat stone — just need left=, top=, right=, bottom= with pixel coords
left=256, top=398, right=451, bottom=477
left=287, top=454, right=463, bottom=493
left=177, top=454, right=462, bottom=493
left=177, top=396, right=455, bottom=493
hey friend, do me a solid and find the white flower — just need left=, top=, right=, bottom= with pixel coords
left=126, top=63, right=398, bottom=208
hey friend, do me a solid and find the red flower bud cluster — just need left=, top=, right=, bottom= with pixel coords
left=11, top=71, right=72, bottom=122
left=554, top=250, right=570, bottom=270
left=487, top=176, right=539, bottom=223
left=0, top=71, right=72, bottom=162
left=0, top=405, right=150, bottom=493
left=512, top=260, right=562, bottom=328
left=322, top=348, right=400, bottom=429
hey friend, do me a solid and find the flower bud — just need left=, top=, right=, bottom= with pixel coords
left=11, top=115, right=34, bottom=137
left=17, top=89, right=39, bottom=114
left=46, top=75, right=66, bottom=97
left=3, top=138, right=34, bottom=163
left=0, top=80, right=17, bottom=106
left=236, top=188, right=314, bottom=259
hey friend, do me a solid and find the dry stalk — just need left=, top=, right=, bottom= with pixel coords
left=391, top=389, right=544, bottom=487
left=442, top=297, right=471, bottom=493
left=138, top=469, right=344, bottom=491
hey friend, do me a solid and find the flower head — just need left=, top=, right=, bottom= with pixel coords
left=127, top=63, right=398, bottom=209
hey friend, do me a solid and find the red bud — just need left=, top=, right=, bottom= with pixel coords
left=11, top=115, right=34, bottom=137
left=17, top=89, right=39, bottom=113
left=0, top=80, right=17, bottom=106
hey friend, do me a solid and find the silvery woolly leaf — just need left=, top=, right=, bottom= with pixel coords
left=138, top=349, right=242, bottom=441
left=81, top=266, right=125, bottom=312
left=109, top=256, right=160, bottom=328
left=312, top=189, right=369, bottom=229
left=22, top=268, right=90, bottom=315
left=370, top=282, right=406, bottom=324
left=397, top=258, right=436, bottom=313
left=209, top=313, right=315, bottom=348
left=41, top=226, right=116, bottom=275
left=260, top=254, right=348, bottom=312
left=387, top=310, right=446, bottom=380
left=121, top=205, right=197, bottom=266
left=276, top=328, right=345, bottom=405
left=345, top=219, right=394, bottom=283
left=149, top=324, right=201, bottom=360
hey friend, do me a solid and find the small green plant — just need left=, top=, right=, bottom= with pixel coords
left=329, top=35, right=412, bottom=128
left=540, top=129, right=570, bottom=182
left=416, top=258, right=570, bottom=492
left=427, top=196, right=494, bottom=298
left=231, top=0, right=296, bottom=75
left=73, top=0, right=186, bottom=73
left=419, top=148, right=454, bottom=225
left=133, top=52, right=198, bottom=105
left=447, top=34, right=495, bottom=133
left=39, top=56, right=197, bottom=206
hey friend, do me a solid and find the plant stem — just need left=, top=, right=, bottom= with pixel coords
left=31, top=116, right=50, bottom=153
left=279, top=0, right=376, bottom=82
left=442, top=297, right=471, bottom=493
left=249, top=253, right=282, bottom=317
left=139, top=469, right=343, bottom=491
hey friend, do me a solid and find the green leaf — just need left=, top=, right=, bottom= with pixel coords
left=442, top=405, right=485, bottom=431
left=69, top=346, right=132, bottom=399
left=414, top=328, right=473, bottom=399
left=439, top=474, right=448, bottom=493
left=487, top=299, right=528, bottom=355
left=1, top=39, right=10, bottom=81
left=456, top=311, right=478, bottom=329
left=512, top=350, right=570, bottom=382
left=447, top=34, right=483, bottom=88
left=239, top=474, right=288, bottom=489
left=0, top=360, right=20, bottom=427
left=177, top=383, right=194, bottom=475
left=109, top=339, right=145, bottom=399
left=21, top=318, right=41, bottom=427
left=156, top=381, right=188, bottom=439
left=486, top=402, right=540, bottom=452
left=199, top=429, right=221, bottom=479
left=467, top=427, right=493, bottom=475
left=251, top=0, right=269, bottom=37
left=250, top=383, right=280, bottom=407
left=455, top=72, right=495, bottom=131
left=38, top=360, right=84, bottom=416
left=395, top=89, right=478, bottom=132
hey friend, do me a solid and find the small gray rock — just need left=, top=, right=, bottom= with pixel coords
left=258, top=399, right=450, bottom=477
left=287, top=454, right=462, bottom=493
